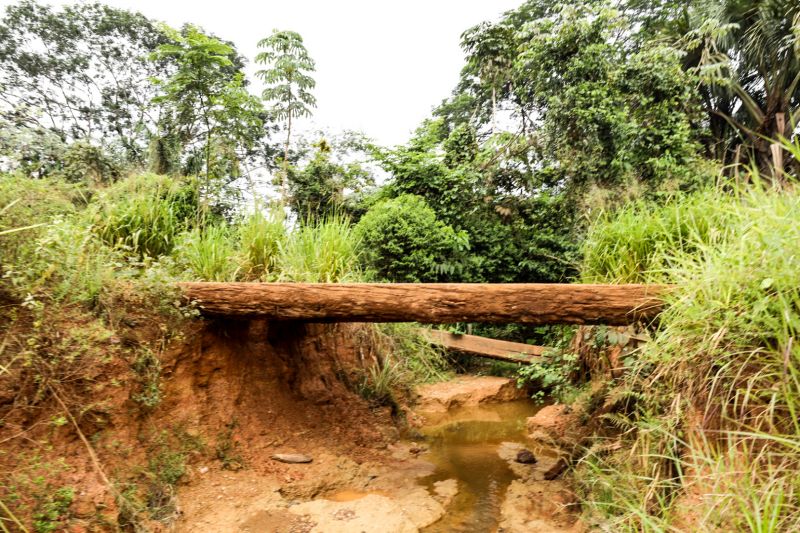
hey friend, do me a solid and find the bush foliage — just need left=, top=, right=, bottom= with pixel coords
left=355, top=194, right=468, bottom=282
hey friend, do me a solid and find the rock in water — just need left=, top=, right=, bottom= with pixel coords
left=515, top=449, right=537, bottom=464
left=271, top=453, right=313, bottom=464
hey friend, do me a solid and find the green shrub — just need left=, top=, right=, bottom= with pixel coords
left=90, top=173, right=197, bottom=258
left=355, top=194, right=468, bottom=282
left=517, top=350, right=580, bottom=404
left=277, top=215, right=363, bottom=282
left=58, top=141, right=123, bottom=185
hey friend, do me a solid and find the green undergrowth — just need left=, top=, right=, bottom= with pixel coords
left=356, top=323, right=451, bottom=407
left=90, top=173, right=197, bottom=258
left=0, top=172, right=368, bottom=306
left=575, top=165, right=800, bottom=530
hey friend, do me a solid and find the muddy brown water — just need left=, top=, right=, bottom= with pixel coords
left=414, top=400, right=549, bottom=532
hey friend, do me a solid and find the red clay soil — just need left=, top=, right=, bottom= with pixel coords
left=0, top=298, right=397, bottom=532
left=158, top=319, right=394, bottom=461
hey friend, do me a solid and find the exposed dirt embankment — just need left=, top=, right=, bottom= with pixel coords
left=0, top=299, right=398, bottom=531
left=158, top=319, right=395, bottom=458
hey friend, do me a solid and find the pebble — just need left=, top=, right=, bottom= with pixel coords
left=271, top=453, right=313, bottom=464
left=515, top=449, right=537, bottom=464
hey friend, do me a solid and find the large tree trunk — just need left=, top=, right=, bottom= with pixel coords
left=179, top=283, right=668, bottom=325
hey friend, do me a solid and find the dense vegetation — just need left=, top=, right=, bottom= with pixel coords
left=1, top=0, right=799, bottom=531
left=577, top=150, right=800, bottom=530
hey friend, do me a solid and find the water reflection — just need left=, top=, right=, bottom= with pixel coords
left=416, top=400, right=543, bottom=533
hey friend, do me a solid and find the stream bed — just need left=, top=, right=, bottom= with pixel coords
left=413, top=400, right=550, bottom=532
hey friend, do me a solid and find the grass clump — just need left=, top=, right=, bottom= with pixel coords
left=173, top=225, right=238, bottom=281
left=355, top=324, right=450, bottom=407
left=277, top=214, right=363, bottom=282
left=575, top=179, right=800, bottom=531
left=237, top=206, right=285, bottom=280
left=90, top=173, right=197, bottom=258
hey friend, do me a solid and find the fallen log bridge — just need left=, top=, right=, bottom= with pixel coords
left=179, top=283, right=667, bottom=325
left=421, top=329, right=545, bottom=364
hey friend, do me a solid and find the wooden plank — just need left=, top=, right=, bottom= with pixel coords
left=179, top=282, right=668, bottom=325
left=421, top=329, right=545, bottom=364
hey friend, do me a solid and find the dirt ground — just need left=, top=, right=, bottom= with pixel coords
left=0, top=297, right=397, bottom=531
left=173, top=376, right=583, bottom=533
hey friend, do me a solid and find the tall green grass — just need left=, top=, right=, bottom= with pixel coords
left=2, top=174, right=374, bottom=293
left=18, top=216, right=122, bottom=305
left=0, top=175, right=81, bottom=266
left=237, top=207, right=285, bottom=280
left=581, top=189, right=734, bottom=284
left=173, top=225, right=238, bottom=282
left=576, top=179, right=800, bottom=531
left=90, top=173, right=197, bottom=258
left=277, top=215, right=364, bottom=282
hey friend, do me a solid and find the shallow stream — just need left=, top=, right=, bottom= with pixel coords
left=415, top=400, right=547, bottom=532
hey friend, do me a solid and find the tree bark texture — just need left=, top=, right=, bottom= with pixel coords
left=178, top=283, right=668, bottom=325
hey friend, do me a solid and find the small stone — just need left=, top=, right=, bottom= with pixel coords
left=544, top=458, right=568, bottom=480
left=271, top=453, right=313, bottom=464
left=409, top=442, right=427, bottom=455
left=515, top=449, right=537, bottom=464
left=198, top=466, right=209, bottom=474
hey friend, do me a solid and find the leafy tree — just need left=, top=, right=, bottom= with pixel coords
left=59, top=141, right=123, bottom=185
left=150, top=25, right=264, bottom=212
left=373, top=120, right=580, bottom=283
left=286, top=133, right=374, bottom=219
left=0, top=0, right=171, bottom=165
left=677, top=0, right=800, bottom=176
left=371, top=2, right=709, bottom=285
left=601, top=0, right=800, bottom=175
left=512, top=4, right=708, bottom=194
left=255, top=30, right=316, bottom=197
left=460, top=21, right=515, bottom=135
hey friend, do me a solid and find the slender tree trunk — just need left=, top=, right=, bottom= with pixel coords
left=491, top=85, right=497, bottom=136
left=198, top=94, right=212, bottom=227
left=203, top=110, right=212, bottom=226
left=282, top=113, right=292, bottom=204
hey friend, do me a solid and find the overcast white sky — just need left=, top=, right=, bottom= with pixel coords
left=1, top=0, right=522, bottom=146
